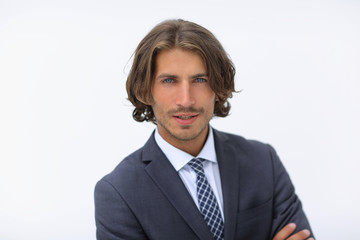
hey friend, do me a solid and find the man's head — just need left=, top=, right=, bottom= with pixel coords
left=126, top=19, right=236, bottom=123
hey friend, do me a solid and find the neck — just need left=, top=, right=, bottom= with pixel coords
left=173, top=135, right=207, bottom=156
left=158, top=126, right=209, bottom=157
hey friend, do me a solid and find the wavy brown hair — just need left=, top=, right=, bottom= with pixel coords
left=126, top=19, right=236, bottom=123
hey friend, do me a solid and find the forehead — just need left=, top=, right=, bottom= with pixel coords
left=154, top=48, right=206, bottom=73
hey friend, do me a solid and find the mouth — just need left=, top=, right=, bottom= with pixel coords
left=174, top=113, right=198, bottom=119
left=175, top=115, right=196, bottom=119
left=173, top=113, right=199, bottom=124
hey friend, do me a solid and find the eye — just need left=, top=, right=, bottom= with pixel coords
left=163, top=78, right=174, bottom=83
left=195, top=77, right=206, bottom=83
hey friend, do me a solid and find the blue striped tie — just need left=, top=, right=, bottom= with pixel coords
left=188, top=158, right=224, bottom=240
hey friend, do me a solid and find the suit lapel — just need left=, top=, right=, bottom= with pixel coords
left=142, top=133, right=214, bottom=240
left=214, top=129, right=242, bottom=240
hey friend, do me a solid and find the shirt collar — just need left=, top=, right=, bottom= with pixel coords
left=154, top=126, right=217, bottom=172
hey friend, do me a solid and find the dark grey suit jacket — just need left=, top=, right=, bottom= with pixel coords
left=94, top=129, right=313, bottom=240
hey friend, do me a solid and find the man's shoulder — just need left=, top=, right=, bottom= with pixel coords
left=212, top=128, right=280, bottom=166
left=98, top=148, right=142, bottom=181
left=98, top=132, right=158, bottom=184
left=213, top=128, right=270, bottom=151
left=213, top=129, right=281, bottom=175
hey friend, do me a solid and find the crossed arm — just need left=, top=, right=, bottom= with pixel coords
left=268, top=143, right=314, bottom=240
left=274, top=223, right=313, bottom=240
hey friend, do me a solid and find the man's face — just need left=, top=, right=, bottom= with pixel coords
left=151, top=48, right=216, bottom=148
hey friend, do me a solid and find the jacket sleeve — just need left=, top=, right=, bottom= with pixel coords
left=268, top=145, right=314, bottom=239
left=94, top=179, right=148, bottom=240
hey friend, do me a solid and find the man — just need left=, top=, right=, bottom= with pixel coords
left=94, top=19, right=314, bottom=240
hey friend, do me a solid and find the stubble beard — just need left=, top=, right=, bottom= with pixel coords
left=157, top=118, right=209, bottom=142
left=155, top=107, right=211, bottom=142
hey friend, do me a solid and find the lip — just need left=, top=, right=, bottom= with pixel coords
left=173, top=113, right=199, bottom=125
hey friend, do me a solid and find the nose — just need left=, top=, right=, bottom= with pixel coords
left=175, top=81, right=195, bottom=107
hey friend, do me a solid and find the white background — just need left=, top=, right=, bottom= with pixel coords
left=0, top=0, right=359, bottom=239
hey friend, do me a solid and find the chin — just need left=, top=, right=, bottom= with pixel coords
left=172, top=130, right=203, bottom=142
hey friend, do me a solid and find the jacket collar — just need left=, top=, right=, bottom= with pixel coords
left=141, top=129, right=242, bottom=240
left=141, top=131, right=214, bottom=240
left=213, top=129, right=242, bottom=240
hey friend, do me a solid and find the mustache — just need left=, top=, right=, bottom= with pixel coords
left=168, top=107, right=204, bottom=115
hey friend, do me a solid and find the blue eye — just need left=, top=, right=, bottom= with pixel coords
left=195, top=78, right=206, bottom=83
left=163, top=78, right=173, bottom=83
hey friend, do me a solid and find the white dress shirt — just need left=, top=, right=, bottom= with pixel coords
left=154, top=126, right=224, bottom=220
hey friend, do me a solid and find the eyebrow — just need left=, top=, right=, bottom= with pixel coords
left=155, top=74, right=177, bottom=80
left=155, top=73, right=208, bottom=80
left=191, top=73, right=208, bottom=78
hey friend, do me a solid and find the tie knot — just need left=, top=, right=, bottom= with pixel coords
left=188, top=158, right=205, bottom=175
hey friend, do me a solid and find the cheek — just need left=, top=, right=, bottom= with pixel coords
left=152, top=88, right=173, bottom=103
left=203, top=95, right=216, bottom=113
left=207, top=92, right=216, bottom=106
left=151, top=96, right=170, bottom=116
